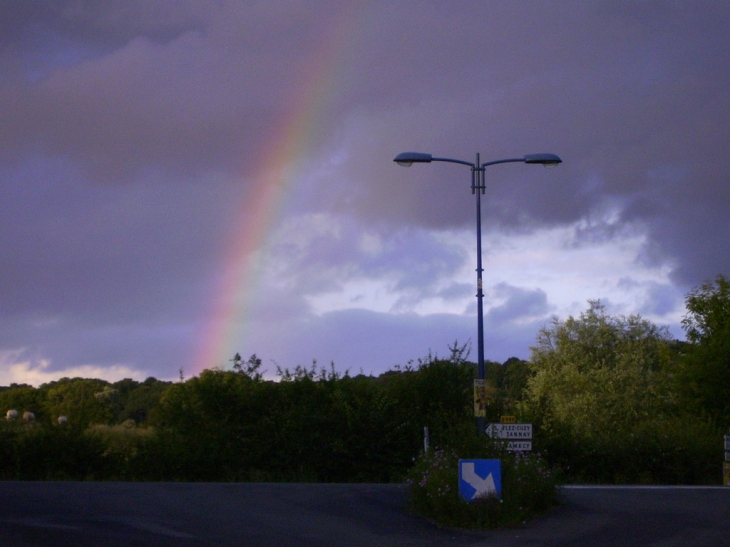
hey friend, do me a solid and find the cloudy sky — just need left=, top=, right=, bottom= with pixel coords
left=1, top=1, right=728, bottom=384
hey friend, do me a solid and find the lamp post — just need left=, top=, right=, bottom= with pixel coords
left=393, top=151, right=562, bottom=435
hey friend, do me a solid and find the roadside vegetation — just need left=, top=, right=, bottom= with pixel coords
left=0, top=276, right=728, bottom=528
left=406, top=435, right=558, bottom=529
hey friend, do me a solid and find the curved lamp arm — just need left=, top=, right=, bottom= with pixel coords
left=395, top=152, right=562, bottom=169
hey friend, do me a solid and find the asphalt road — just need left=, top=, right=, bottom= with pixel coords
left=0, top=482, right=728, bottom=546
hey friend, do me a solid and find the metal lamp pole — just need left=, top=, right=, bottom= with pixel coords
left=393, top=151, right=562, bottom=435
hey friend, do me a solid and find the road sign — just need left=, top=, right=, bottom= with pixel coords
left=725, top=435, right=730, bottom=451
left=459, top=459, right=501, bottom=501
left=500, top=415, right=516, bottom=423
left=507, top=441, right=532, bottom=451
left=486, top=423, right=532, bottom=439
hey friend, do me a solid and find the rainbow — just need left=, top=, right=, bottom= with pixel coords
left=191, top=5, right=365, bottom=375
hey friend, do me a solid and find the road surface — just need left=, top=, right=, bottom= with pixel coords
left=0, top=482, right=728, bottom=546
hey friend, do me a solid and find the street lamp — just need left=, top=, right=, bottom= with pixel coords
left=393, top=151, right=562, bottom=434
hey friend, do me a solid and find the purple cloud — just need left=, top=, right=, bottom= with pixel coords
left=0, top=1, right=728, bottom=381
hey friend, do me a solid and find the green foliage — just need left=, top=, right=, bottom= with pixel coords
left=383, top=356, right=476, bottom=447
left=677, top=275, right=730, bottom=425
left=682, top=275, right=730, bottom=344
left=146, top=357, right=473, bottom=482
left=85, top=423, right=156, bottom=479
left=522, top=301, right=676, bottom=436
left=151, top=368, right=275, bottom=480
left=230, top=353, right=264, bottom=380
left=501, top=357, right=533, bottom=403
left=535, top=415, right=721, bottom=485
left=0, top=420, right=109, bottom=480
left=520, top=300, right=723, bottom=484
left=406, top=438, right=558, bottom=529
left=43, top=378, right=114, bottom=428
left=0, top=385, right=45, bottom=421
left=116, top=380, right=170, bottom=424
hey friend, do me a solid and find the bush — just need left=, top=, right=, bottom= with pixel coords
left=0, top=420, right=109, bottom=480
left=406, top=437, right=558, bottom=529
left=535, top=415, right=723, bottom=484
left=85, top=423, right=156, bottom=480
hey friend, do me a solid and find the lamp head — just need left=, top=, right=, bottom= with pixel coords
left=394, top=152, right=433, bottom=167
left=524, top=153, right=562, bottom=167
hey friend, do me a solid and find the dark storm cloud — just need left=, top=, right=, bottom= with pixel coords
left=335, top=2, right=730, bottom=287
left=0, top=1, right=729, bottom=378
left=0, top=1, right=348, bottom=182
left=2, top=1, right=728, bottom=283
left=0, top=159, right=234, bottom=323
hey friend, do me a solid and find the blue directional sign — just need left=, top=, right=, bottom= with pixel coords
left=458, top=459, right=501, bottom=501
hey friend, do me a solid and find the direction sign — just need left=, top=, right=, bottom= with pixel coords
left=459, top=459, right=501, bottom=501
left=507, top=441, right=532, bottom=451
left=500, top=415, right=516, bottom=424
left=486, top=423, right=532, bottom=439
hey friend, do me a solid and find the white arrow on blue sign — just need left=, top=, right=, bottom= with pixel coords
left=458, top=459, right=501, bottom=501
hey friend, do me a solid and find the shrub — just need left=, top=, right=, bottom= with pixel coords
left=85, top=423, right=156, bottom=480
left=536, top=415, right=722, bottom=484
left=0, top=420, right=109, bottom=480
left=406, top=438, right=558, bottom=529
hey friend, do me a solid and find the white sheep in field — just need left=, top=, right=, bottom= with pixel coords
left=57, top=416, right=68, bottom=425
left=22, top=411, right=35, bottom=421
left=6, top=409, right=18, bottom=420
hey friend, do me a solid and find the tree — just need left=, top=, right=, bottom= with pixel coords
left=117, top=380, right=171, bottom=424
left=501, top=357, right=533, bottom=403
left=230, top=353, right=263, bottom=380
left=521, top=301, right=675, bottom=436
left=678, top=275, right=730, bottom=424
left=0, top=385, right=45, bottom=421
left=42, top=378, right=112, bottom=428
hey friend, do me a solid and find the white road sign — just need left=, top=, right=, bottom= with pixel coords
left=486, top=423, right=532, bottom=439
left=507, top=441, right=532, bottom=451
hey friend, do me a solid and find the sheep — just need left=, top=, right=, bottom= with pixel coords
left=22, top=411, right=35, bottom=421
left=6, top=409, right=18, bottom=420
left=57, top=416, right=68, bottom=425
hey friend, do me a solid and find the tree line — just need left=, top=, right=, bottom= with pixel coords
left=0, top=275, right=728, bottom=484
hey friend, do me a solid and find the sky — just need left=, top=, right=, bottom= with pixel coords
left=1, top=0, right=729, bottom=385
